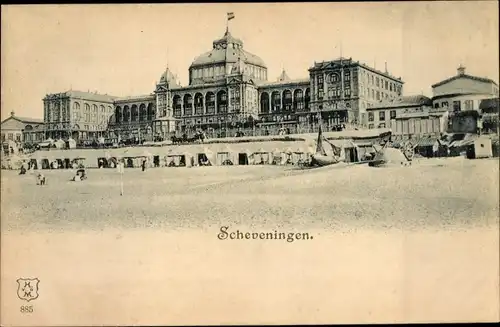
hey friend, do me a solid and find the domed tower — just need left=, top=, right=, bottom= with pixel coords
left=188, top=29, right=268, bottom=85
left=155, top=67, right=180, bottom=118
left=152, top=67, right=181, bottom=139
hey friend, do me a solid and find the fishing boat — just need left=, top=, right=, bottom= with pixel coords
left=310, top=125, right=345, bottom=167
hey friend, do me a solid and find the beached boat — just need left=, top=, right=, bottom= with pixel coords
left=310, top=125, right=345, bottom=166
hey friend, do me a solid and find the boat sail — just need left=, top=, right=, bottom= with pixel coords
left=311, top=125, right=344, bottom=166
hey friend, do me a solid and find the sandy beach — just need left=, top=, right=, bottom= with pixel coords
left=1, top=157, right=499, bottom=324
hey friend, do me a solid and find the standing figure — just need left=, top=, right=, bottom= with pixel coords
left=141, top=159, right=146, bottom=172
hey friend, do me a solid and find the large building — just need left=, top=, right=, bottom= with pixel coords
left=41, top=26, right=405, bottom=142
left=43, top=91, right=116, bottom=141
left=308, top=58, right=404, bottom=128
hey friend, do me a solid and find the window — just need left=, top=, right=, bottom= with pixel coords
left=464, top=100, right=473, bottom=110
left=368, top=123, right=374, bottom=129
left=379, top=111, right=385, bottom=121
left=390, top=83, right=393, bottom=91
left=371, top=89, right=375, bottom=99
left=441, top=101, right=449, bottom=108
left=344, top=87, right=351, bottom=97
left=328, top=89, right=335, bottom=98
left=329, top=74, right=339, bottom=83
left=376, top=77, right=380, bottom=87
left=368, top=112, right=374, bottom=122
left=385, top=81, right=388, bottom=90
left=390, top=110, right=396, bottom=119
left=344, top=72, right=350, bottom=81
left=318, top=90, right=324, bottom=99
left=453, top=101, right=461, bottom=112
left=434, top=103, right=439, bottom=108
left=8, top=133, right=13, bottom=140
left=376, top=91, right=380, bottom=100
left=16, top=134, right=21, bottom=142
left=379, top=123, right=386, bottom=128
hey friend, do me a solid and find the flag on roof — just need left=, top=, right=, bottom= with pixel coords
left=227, top=12, right=235, bottom=20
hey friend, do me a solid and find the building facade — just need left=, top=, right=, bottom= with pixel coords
left=431, top=66, right=499, bottom=135
left=43, top=91, right=116, bottom=141
left=109, top=94, right=156, bottom=141
left=366, top=95, right=448, bottom=138
left=1, top=111, right=45, bottom=144
left=40, top=28, right=409, bottom=141
left=431, top=65, right=499, bottom=112
left=308, top=58, right=404, bottom=128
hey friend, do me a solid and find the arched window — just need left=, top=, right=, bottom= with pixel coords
left=123, top=105, right=130, bottom=122
left=194, top=93, right=204, bottom=115
left=260, top=92, right=270, bottom=113
left=216, top=90, right=227, bottom=113
left=183, top=94, right=193, bottom=116
left=282, top=90, right=292, bottom=111
left=329, top=73, right=340, bottom=83
left=147, top=103, right=154, bottom=120
left=131, top=104, right=138, bottom=121
left=84, top=103, right=90, bottom=122
left=205, top=92, right=215, bottom=114
left=115, top=106, right=122, bottom=123
left=139, top=104, right=147, bottom=121
left=173, top=95, right=182, bottom=117
left=271, top=91, right=281, bottom=111
left=293, top=89, right=303, bottom=111
left=305, top=88, right=311, bottom=111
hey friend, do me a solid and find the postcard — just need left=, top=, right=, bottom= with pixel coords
left=1, top=2, right=499, bottom=325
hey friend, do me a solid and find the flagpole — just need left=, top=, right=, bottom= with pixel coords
left=120, top=169, right=124, bottom=196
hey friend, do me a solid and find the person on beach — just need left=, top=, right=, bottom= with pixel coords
left=141, top=159, right=146, bottom=171
left=37, top=173, right=46, bottom=185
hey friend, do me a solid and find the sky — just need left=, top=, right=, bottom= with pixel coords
left=1, top=2, right=499, bottom=120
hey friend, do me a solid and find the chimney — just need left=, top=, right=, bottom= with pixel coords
left=385, top=61, right=388, bottom=73
left=457, top=65, right=465, bottom=76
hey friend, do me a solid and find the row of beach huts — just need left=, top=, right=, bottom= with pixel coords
left=3, top=129, right=390, bottom=170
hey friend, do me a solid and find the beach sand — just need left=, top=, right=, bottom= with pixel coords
left=1, top=157, right=499, bottom=324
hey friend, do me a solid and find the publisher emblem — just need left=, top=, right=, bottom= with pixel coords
left=17, top=278, right=40, bottom=302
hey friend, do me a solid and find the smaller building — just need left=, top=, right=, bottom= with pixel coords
left=1, top=111, right=45, bottom=145
left=431, top=65, right=499, bottom=113
left=366, top=95, right=447, bottom=138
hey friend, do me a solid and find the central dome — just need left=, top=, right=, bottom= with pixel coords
left=190, top=30, right=267, bottom=69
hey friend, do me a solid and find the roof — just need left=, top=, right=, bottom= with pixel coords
left=158, top=68, right=181, bottom=88
left=1, top=114, right=44, bottom=125
left=431, top=92, right=491, bottom=101
left=368, top=95, right=432, bottom=109
left=309, top=58, right=404, bottom=84
left=431, top=74, right=498, bottom=88
left=190, top=30, right=266, bottom=68
left=13, top=115, right=44, bottom=124
left=114, top=94, right=155, bottom=102
left=277, top=69, right=291, bottom=82
left=257, top=78, right=310, bottom=88
left=44, top=90, right=117, bottom=103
